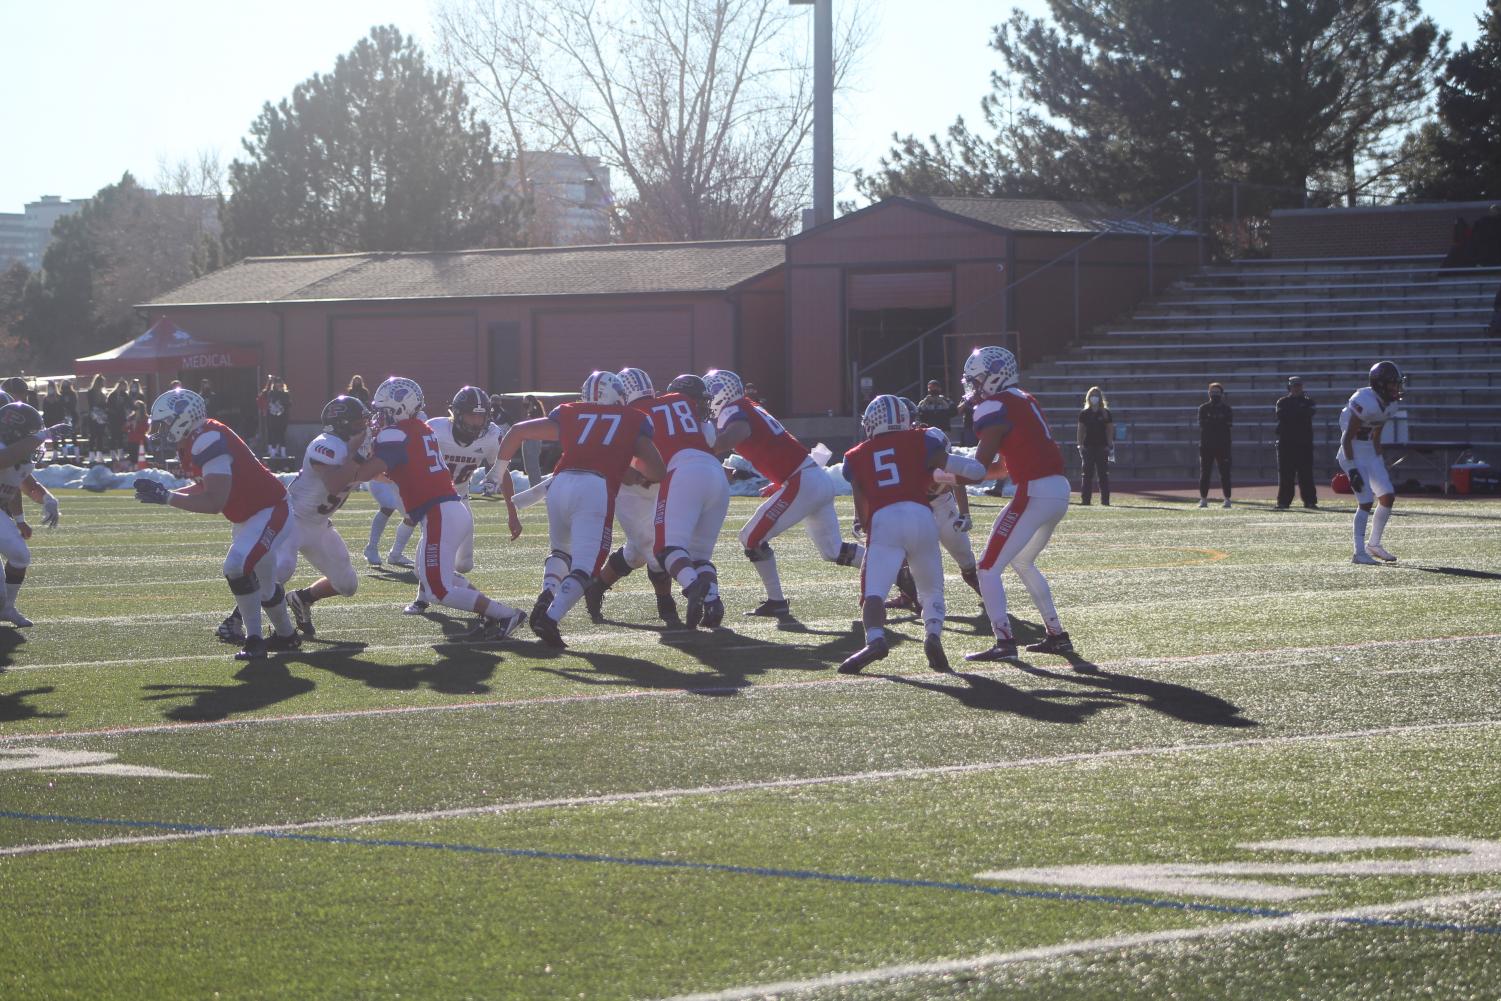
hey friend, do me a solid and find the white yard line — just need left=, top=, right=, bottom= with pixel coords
left=3, top=718, right=1497, bottom=858
left=663, top=889, right=1501, bottom=1001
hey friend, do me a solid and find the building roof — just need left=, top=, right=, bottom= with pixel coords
left=902, top=195, right=1195, bottom=236
left=143, top=239, right=786, bottom=308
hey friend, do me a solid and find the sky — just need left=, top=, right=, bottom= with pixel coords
left=0, top=0, right=1487, bottom=216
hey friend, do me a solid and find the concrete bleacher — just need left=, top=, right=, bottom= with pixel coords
left=1027, top=255, right=1501, bottom=483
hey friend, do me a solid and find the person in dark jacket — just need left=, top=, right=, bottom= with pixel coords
left=1197, top=382, right=1233, bottom=508
left=106, top=379, right=130, bottom=464
left=1274, top=375, right=1318, bottom=509
left=916, top=380, right=957, bottom=432
left=1076, top=385, right=1114, bottom=505
left=264, top=376, right=290, bottom=459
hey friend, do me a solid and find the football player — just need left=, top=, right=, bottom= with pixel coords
left=135, top=388, right=300, bottom=660
left=363, top=386, right=424, bottom=569
left=283, top=396, right=374, bottom=636
left=704, top=368, right=863, bottom=618
left=402, top=386, right=508, bottom=615
left=498, top=371, right=666, bottom=648
left=352, top=377, right=526, bottom=640
left=583, top=368, right=683, bottom=626
left=887, top=424, right=984, bottom=614
left=0, top=402, right=62, bottom=627
left=1340, top=360, right=1405, bottom=564
left=646, top=374, right=731, bottom=628
left=839, top=396, right=987, bottom=674
left=962, top=346, right=1075, bottom=662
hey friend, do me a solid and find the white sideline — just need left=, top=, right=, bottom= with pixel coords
left=662, top=889, right=1501, bottom=1001
left=3, top=718, right=1498, bottom=859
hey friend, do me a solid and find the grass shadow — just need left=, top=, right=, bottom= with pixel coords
left=142, top=659, right=316, bottom=722
left=0, top=685, right=64, bottom=722
left=285, top=636, right=504, bottom=696
left=1017, top=662, right=1259, bottom=729
left=884, top=670, right=1122, bottom=724
left=0, top=628, right=26, bottom=671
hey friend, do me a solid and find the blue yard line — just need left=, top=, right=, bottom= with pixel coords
left=5, top=809, right=1501, bottom=936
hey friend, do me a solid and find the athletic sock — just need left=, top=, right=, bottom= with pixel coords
left=234, top=590, right=264, bottom=640
left=4, top=565, right=23, bottom=612
left=543, top=553, right=570, bottom=595
left=549, top=575, right=587, bottom=621
left=864, top=625, right=886, bottom=646
left=389, top=520, right=415, bottom=560
left=977, top=569, right=1012, bottom=640
left=674, top=565, right=700, bottom=591
left=263, top=589, right=295, bottom=636
left=368, top=510, right=391, bottom=550
left=752, top=551, right=784, bottom=601
left=1353, top=508, right=1370, bottom=554
left=1370, top=505, right=1391, bottom=546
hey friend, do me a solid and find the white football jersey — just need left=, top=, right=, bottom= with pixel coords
left=1339, top=387, right=1399, bottom=436
left=0, top=461, right=32, bottom=509
left=429, top=416, right=505, bottom=498
left=289, top=432, right=353, bottom=519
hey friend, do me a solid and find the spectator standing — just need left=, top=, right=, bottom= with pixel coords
left=1076, top=386, right=1114, bottom=505
left=744, top=382, right=764, bottom=404
left=57, top=380, right=78, bottom=459
left=1274, top=376, right=1318, bottom=509
left=915, top=380, right=957, bottom=432
left=124, top=400, right=148, bottom=468
left=1488, top=286, right=1501, bottom=335
left=129, top=379, right=146, bottom=407
left=40, top=382, right=65, bottom=426
left=106, top=379, right=130, bottom=464
left=1197, top=382, right=1233, bottom=508
left=83, top=374, right=109, bottom=465
left=265, top=377, right=290, bottom=460
left=346, top=374, right=371, bottom=405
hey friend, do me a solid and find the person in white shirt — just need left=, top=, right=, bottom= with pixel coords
left=1338, top=360, right=1405, bottom=564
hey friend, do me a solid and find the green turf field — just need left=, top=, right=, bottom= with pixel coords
left=2, top=489, right=1499, bottom=1000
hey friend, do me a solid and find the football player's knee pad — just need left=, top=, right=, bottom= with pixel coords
left=260, top=583, right=285, bottom=609
left=2, top=544, right=30, bottom=570
left=227, top=571, right=260, bottom=596
left=835, top=541, right=861, bottom=566
left=744, top=542, right=773, bottom=563
left=655, top=545, right=688, bottom=570
left=378, top=506, right=395, bottom=517
left=331, top=569, right=359, bottom=597
left=5, top=563, right=26, bottom=583
left=607, top=548, right=634, bottom=577
left=693, top=559, right=717, bottom=577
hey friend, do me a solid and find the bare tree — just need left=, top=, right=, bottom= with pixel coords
left=436, top=0, right=866, bottom=243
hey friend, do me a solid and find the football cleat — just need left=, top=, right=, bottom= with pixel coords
left=745, top=598, right=791, bottom=618
left=1222, top=498, right=1233, bottom=509
left=682, top=574, right=712, bottom=629
left=386, top=553, right=414, bottom=569
left=287, top=589, right=315, bottom=636
left=266, top=631, right=302, bottom=653
left=0, top=606, right=34, bottom=628
left=701, top=597, right=724, bottom=629
left=1025, top=631, right=1075, bottom=656
left=1352, top=551, right=1380, bottom=565
left=530, top=590, right=554, bottom=631
left=965, top=639, right=1020, bottom=662
left=1197, top=498, right=1209, bottom=508
left=403, top=600, right=430, bottom=615
left=463, top=609, right=527, bottom=642
left=1366, top=543, right=1397, bottom=563
left=583, top=579, right=607, bottom=623
left=924, top=633, right=951, bottom=673
left=529, top=611, right=567, bottom=649
left=838, top=636, right=889, bottom=674
left=216, top=608, right=245, bottom=643
left=656, top=593, right=683, bottom=628
left=363, top=544, right=382, bottom=567
left=234, top=635, right=268, bottom=661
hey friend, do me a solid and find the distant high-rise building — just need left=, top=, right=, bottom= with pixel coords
left=0, top=195, right=88, bottom=271
left=518, top=151, right=612, bottom=246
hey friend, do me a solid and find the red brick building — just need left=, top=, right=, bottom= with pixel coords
left=139, top=196, right=1197, bottom=428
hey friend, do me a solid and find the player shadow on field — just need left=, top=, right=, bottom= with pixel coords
left=1398, top=565, right=1501, bottom=581
left=142, top=659, right=316, bottom=722
left=0, top=686, right=64, bottom=722
left=883, top=672, right=1122, bottom=725
left=280, top=612, right=504, bottom=696
left=1015, top=663, right=1258, bottom=729
left=0, top=628, right=25, bottom=671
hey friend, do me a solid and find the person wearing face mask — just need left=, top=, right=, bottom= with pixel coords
left=1274, top=376, right=1318, bottom=510
left=1075, top=386, right=1113, bottom=505
left=1197, top=382, right=1233, bottom=508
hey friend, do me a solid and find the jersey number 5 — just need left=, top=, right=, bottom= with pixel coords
left=873, top=448, right=900, bottom=486
left=421, top=435, right=446, bottom=474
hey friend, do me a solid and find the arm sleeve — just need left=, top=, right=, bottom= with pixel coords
left=972, top=399, right=1008, bottom=433
left=191, top=432, right=232, bottom=475
left=841, top=459, right=855, bottom=483
left=373, top=429, right=408, bottom=469
left=944, top=453, right=987, bottom=480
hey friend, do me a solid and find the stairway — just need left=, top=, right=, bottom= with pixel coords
left=1024, top=255, right=1501, bottom=484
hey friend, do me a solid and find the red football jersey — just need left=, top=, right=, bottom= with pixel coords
left=373, top=417, right=459, bottom=516
left=643, top=392, right=715, bottom=465
left=178, top=419, right=286, bottom=523
left=972, top=388, right=1065, bottom=483
left=550, top=401, right=653, bottom=491
left=716, top=398, right=808, bottom=484
left=843, top=428, right=943, bottom=524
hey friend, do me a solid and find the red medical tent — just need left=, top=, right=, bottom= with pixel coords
left=74, top=317, right=260, bottom=381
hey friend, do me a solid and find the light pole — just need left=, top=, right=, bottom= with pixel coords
left=790, top=0, right=833, bottom=228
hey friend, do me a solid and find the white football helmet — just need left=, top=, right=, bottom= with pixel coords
left=147, top=388, right=208, bottom=452
left=581, top=370, right=627, bottom=406
left=372, top=377, right=424, bottom=427
left=862, top=395, right=914, bottom=439
left=963, top=346, right=1019, bottom=396
left=703, top=369, right=744, bottom=418
left=617, top=367, right=654, bottom=403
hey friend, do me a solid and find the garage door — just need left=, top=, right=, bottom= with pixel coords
left=330, top=313, right=478, bottom=411
left=846, top=270, right=953, bottom=311
left=533, top=308, right=694, bottom=390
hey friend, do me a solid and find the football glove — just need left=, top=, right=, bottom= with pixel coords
left=851, top=519, right=865, bottom=540
left=1348, top=468, right=1366, bottom=494
left=45, top=423, right=72, bottom=442
left=953, top=514, right=972, bottom=533
left=134, top=478, right=170, bottom=505
left=41, top=495, right=59, bottom=528
left=480, top=479, right=500, bottom=497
